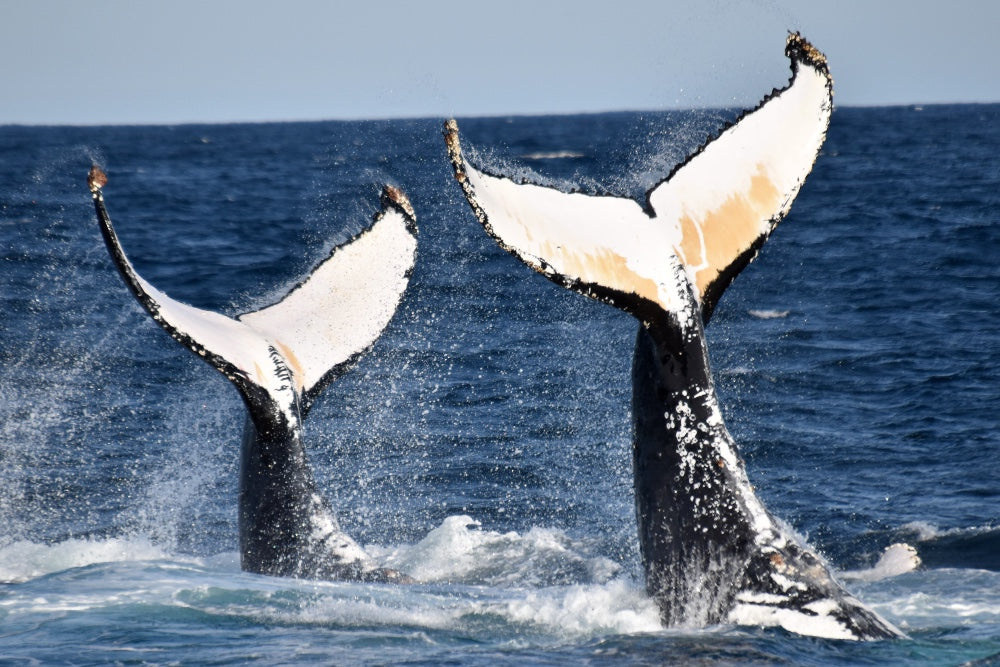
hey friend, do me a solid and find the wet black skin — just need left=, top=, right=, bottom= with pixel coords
left=237, top=386, right=406, bottom=582
left=237, top=383, right=335, bottom=579
left=632, top=313, right=757, bottom=626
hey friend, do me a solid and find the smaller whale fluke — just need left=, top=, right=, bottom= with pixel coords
left=88, top=166, right=417, bottom=582
left=445, top=35, right=903, bottom=640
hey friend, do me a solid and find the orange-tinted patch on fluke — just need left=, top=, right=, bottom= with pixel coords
left=540, top=242, right=661, bottom=305
left=676, top=165, right=781, bottom=298
left=274, top=341, right=306, bottom=391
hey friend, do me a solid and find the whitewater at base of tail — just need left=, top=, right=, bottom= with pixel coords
left=3, top=521, right=998, bottom=665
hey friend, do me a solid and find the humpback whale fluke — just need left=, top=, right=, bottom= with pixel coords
left=88, top=166, right=417, bottom=583
left=445, top=35, right=903, bottom=640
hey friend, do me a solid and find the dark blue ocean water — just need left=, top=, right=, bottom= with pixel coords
left=1, top=105, right=998, bottom=665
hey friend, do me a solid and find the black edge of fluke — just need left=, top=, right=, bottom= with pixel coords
left=295, top=184, right=420, bottom=414
left=443, top=119, right=483, bottom=222
left=379, top=184, right=418, bottom=234
left=86, top=165, right=251, bottom=392
left=654, top=31, right=832, bottom=324
left=443, top=119, right=515, bottom=261
left=443, top=119, right=678, bottom=337
left=785, top=31, right=830, bottom=78
left=443, top=119, right=536, bottom=268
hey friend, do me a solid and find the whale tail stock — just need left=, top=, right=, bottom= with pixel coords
left=445, top=35, right=902, bottom=639
left=87, top=166, right=418, bottom=582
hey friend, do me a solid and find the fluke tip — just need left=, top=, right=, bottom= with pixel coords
left=87, top=165, right=107, bottom=193
left=380, top=185, right=416, bottom=221
left=785, top=32, right=829, bottom=73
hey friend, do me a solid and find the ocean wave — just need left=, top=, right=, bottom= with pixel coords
left=747, top=309, right=790, bottom=319
left=280, top=577, right=662, bottom=639
left=871, top=568, right=1000, bottom=629
left=0, top=515, right=619, bottom=590
left=895, top=523, right=1000, bottom=572
left=369, top=515, right=621, bottom=587
left=2, top=522, right=996, bottom=646
left=0, top=535, right=176, bottom=583
left=0, top=519, right=659, bottom=641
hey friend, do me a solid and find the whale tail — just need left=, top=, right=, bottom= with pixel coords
left=88, top=166, right=417, bottom=427
left=446, top=35, right=901, bottom=639
left=88, top=167, right=417, bottom=580
left=445, top=33, right=831, bottom=326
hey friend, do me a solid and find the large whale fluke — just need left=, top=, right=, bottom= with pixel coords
left=88, top=166, right=417, bottom=582
left=445, top=35, right=902, bottom=640
left=445, top=32, right=832, bottom=326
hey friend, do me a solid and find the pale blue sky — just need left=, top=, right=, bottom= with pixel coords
left=2, top=0, right=997, bottom=125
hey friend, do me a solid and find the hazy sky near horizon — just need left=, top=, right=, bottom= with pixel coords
left=2, top=0, right=997, bottom=125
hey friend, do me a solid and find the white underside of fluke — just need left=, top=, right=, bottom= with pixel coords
left=94, top=184, right=417, bottom=425
left=239, top=209, right=417, bottom=399
left=445, top=34, right=832, bottom=318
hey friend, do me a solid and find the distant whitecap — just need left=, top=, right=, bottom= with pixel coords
left=521, top=151, right=585, bottom=160
left=748, top=309, right=790, bottom=319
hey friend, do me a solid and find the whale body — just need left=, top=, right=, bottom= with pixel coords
left=88, top=167, right=417, bottom=582
left=444, top=34, right=903, bottom=640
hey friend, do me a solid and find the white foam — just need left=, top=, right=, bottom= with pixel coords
left=898, top=521, right=942, bottom=541
left=748, top=309, right=790, bottom=319
left=501, top=579, right=662, bottom=636
left=370, top=515, right=620, bottom=586
left=897, top=520, right=999, bottom=543
left=0, top=535, right=171, bottom=583
left=869, top=568, right=1000, bottom=630
left=254, top=575, right=661, bottom=643
left=2, top=527, right=996, bottom=642
left=841, top=543, right=921, bottom=582
left=521, top=151, right=586, bottom=160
